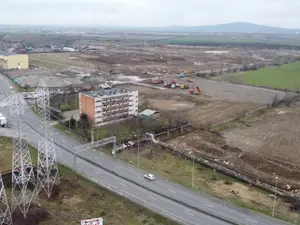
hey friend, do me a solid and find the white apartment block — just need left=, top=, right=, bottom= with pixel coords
left=79, top=88, right=138, bottom=127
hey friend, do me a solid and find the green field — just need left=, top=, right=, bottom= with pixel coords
left=158, top=35, right=300, bottom=47
left=215, top=61, right=300, bottom=91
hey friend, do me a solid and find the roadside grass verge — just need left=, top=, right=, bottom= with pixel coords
left=111, top=146, right=299, bottom=223
left=54, top=124, right=299, bottom=223
left=0, top=136, right=179, bottom=225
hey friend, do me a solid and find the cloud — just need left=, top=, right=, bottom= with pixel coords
left=1, top=0, right=299, bottom=28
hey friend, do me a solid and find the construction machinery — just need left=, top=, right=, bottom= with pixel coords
left=189, top=87, right=201, bottom=95
left=100, top=81, right=112, bottom=89
left=164, top=80, right=177, bottom=88
left=179, top=68, right=192, bottom=78
left=180, top=84, right=190, bottom=89
left=150, top=78, right=163, bottom=84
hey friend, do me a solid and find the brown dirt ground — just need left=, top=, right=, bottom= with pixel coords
left=167, top=128, right=300, bottom=190
left=209, top=181, right=299, bottom=220
left=120, top=84, right=261, bottom=128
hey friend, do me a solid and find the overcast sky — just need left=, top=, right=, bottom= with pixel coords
left=1, top=0, right=300, bottom=28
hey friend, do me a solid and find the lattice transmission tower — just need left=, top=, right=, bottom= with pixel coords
left=36, top=80, right=59, bottom=198
left=0, top=172, right=12, bottom=225
left=0, top=94, right=36, bottom=218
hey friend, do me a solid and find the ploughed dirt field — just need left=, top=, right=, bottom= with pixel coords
left=167, top=128, right=300, bottom=191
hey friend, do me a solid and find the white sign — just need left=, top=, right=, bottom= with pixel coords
left=81, top=217, right=103, bottom=225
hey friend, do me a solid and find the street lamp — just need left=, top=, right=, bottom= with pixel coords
left=272, top=174, right=278, bottom=217
left=188, top=151, right=195, bottom=188
left=132, top=131, right=140, bottom=168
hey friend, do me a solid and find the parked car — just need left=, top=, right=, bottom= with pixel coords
left=144, top=173, right=155, bottom=181
left=10, top=86, right=13, bottom=90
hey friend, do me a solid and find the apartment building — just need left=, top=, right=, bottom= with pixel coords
left=79, top=88, right=138, bottom=127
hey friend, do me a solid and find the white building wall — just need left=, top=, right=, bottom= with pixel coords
left=93, top=90, right=138, bottom=127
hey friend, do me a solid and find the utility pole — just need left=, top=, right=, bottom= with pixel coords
left=0, top=172, right=13, bottom=225
left=68, top=117, right=71, bottom=133
left=91, top=127, right=94, bottom=145
left=0, top=94, right=36, bottom=218
left=36, top=79, right=60, bottom=199
left=132, top=131, right=140, bottom=167
left=188, top=151, right=195, bottom=188
left=272, top=175, right=278, bottom=217
left=137, top=134, right=140, bottom=168
left=192, top=155, right=195, bottom=188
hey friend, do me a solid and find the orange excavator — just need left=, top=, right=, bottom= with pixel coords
left=189, top=87, right=201, bottom=95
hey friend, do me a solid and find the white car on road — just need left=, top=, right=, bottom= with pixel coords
left=144, top=173, right=155, bottom=181
left=10, top=86, right=13, bottom=90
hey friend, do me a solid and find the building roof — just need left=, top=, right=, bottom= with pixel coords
left=140, top=109, right=158, bottom=116
left=82, top=87, right=136, bottom=98
left=0, top=51, right=24, bottom=56
left=0, top=51, right=14, bottom=56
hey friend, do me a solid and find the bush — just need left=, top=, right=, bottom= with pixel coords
left=59, top=103, right=72, bottom=111
left=224, top=180, right=233, bottom=185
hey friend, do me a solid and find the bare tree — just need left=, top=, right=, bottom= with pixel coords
left=219, top=63, right=224, bottom=75
left=205, top=62, right=214, bottom=76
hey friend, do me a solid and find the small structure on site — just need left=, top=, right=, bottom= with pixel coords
left=139, top=109, right=160, bottom=120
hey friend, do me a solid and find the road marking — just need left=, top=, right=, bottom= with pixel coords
left=168, top=189, right=176, bottom=194
left=246, top=218, right=258, bottom=224
left=148, top=196, right=156, bottom=201
left=120, top=182, right=126, bottom=187
left=184, top=211, right=194, bottom=217
left=204, top=203, right=214, bottom=208
left=115, top=165, right=121, bottom=169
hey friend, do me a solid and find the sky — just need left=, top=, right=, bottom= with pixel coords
left=1, top=0, right=300, bottom=28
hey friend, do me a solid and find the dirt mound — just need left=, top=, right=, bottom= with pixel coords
left=168, top=130, right=300, bottom=190
left=12, top=205, right=50, bottom=225
left=234, top=152, right=300, bottom=188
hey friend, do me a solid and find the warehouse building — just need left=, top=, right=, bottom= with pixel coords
left=0, top=52, right=29, bottom=70
left=79, top=88, right=138, bottom=127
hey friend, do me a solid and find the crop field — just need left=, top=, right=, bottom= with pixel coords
left=215, top=61, right=300, bottom=91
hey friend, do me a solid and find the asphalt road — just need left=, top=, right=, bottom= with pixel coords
left=0, top=74, right=293, bottom=225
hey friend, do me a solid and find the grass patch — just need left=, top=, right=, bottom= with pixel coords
left=113, top=146, right=299, bottom=223
left=58, top=99, right=79, bottom=112
left=215, top=61, right=300, bottom=91
left=54, top=123, right=86, bottom=142
left=0, top=136, right=179, bottom=225
left=210, top=108, right=269, bottom=133
left=157, top=35, right=300, bottom=47
left=0, top=136, right=37, bottom=171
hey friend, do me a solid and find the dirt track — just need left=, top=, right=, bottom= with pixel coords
left=192, top=78, right=287, bottom=105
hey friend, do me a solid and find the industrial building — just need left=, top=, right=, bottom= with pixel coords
left=0, top=52, right=29, bottom=70
left=79, top=88, right=138, bottom=127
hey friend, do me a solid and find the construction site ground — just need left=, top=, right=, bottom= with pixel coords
left=120, top=83, right=262, bottom=128
left=0, top=136, right=178, bottom=225
left=221, top=104, right=300, bottom=189
left=111, top=145, right=299, bottom=223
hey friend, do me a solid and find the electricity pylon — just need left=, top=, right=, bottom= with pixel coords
left=36, top=80, right=59, bottom=198
left=0, top=94, right=36, bottom=218
left=0, top=172, right=12, bottom=225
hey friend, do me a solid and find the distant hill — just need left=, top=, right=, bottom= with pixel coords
left=0, top=22, right=299, bottom=34
left=135, top=22, right=300, bottom=34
